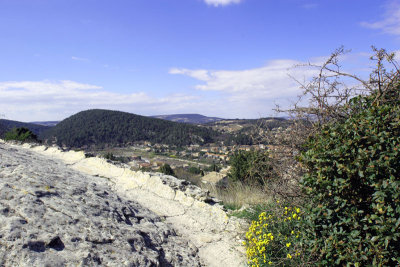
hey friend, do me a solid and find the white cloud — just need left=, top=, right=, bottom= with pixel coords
left=4, top=53, right=374, bottom=122
left=170, top=59, right=317, bottom=100
left=204, top=0, right=242, bottom=7
left=360, top=1, right=400, bottom=35
left=169, top=68, right=211, bottom=81
left=169, top=59, right=321, bottom=118
left=0, top=80, right=200, bottom=121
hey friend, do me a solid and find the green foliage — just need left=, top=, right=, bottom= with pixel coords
left=4, top=127, right=38, bottom=142
left=159, top=164, right=175, bottom=176
left=139, top=166, right=152, bottom=172
left=222, top=202, right=242, bottom=211
left=40, top=109, right=219, bottom=148
left=244, top=201, right=309, bottom=266
left=188, top=166, right=202, bottom=175
left=227, top=133, right=253, bottom=145
left=228, top=150, right=273, bottom=185
left=102, top=152, right=130, bottom=163
left=103, top=152, right=116, bottom=161
left=230, top=204, right=270, bottom=221
left=205, top=163, right=221, bottom=172
left=300, top=92, right=400, bottom=266
left=0, top=119, right=50, bottom=138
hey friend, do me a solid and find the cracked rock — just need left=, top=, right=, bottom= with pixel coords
left=0, top=143, right=201, bottom=267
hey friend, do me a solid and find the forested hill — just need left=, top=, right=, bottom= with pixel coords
left=40, top=109, right=219, bottom=148
left=0, top=119, right=51, bottom=137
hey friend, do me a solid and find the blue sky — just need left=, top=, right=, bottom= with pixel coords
left=1, top=0, right=399, bottom=121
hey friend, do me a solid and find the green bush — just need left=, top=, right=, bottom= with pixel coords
left=102, top=152, right=130, bottom=163
left=4, top=127, right=38, bottom=142
left=300, top=92, right=400, bottom=265
left=228, top=150, right=273, bottom=185
left=159, top=163, right=175, bottom=176
left=188, top=166, right=202, bottom=175
left=244, top=201, right=309, bottom=266
left=103, top=152, right=116, bottom=161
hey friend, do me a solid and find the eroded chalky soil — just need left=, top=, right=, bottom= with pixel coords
left=0, top=143, right=201, bottom=266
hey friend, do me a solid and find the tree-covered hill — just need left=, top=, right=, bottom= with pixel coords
left=40, top=109, right=220, bottom=148
left=0, top=119, right=51, bottom=138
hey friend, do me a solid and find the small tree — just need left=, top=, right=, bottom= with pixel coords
left=228, top=150, right=273, bottom=185
left=159, top=163, right=175, bottom=176
left=4, top=127, right=38, bottom=142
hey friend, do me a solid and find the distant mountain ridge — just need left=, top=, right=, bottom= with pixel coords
left=40, top=109, right=220, bottom=148
left=30, top=121, right=60, bottom=127
left=0, top=119, right=51, bottom=137
left=151, top=114, right=224, bottom=124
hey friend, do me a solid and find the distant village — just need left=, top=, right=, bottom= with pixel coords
left=110, top=126, right=290, bottom=175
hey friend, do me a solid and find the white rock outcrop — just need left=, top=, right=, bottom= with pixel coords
left=1, top=140, right=247, bottom=267
left=0, top=142, right=201, bottom=266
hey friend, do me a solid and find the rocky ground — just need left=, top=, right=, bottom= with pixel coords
left=0, top=141, right=247, bottom=266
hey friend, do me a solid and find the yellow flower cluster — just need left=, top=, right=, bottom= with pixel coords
left=243, top=204, right=303, bottom=266
left=283, top=206, right=301, bottom=222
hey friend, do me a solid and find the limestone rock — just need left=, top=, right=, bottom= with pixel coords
left=2, top=141, right=247, bottom=267
left=0, top=143, right=201, bottom=266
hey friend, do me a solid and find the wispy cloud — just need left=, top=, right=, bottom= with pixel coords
left=203, top=0, right=242, bottom=7
left=71, top=56, right=89, bottom=62
left=170, top=59, right=317, bottom=99
left=360, top=1, right=400, bottom=35
left=169, top=59, right=320, bottom=118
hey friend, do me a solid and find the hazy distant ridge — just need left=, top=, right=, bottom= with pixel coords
left=151, top=114, right=224, bottom=124
left=30, top=121, right=60, bottom=127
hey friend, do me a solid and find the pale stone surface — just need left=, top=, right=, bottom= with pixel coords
left=0, top=143, right=200, bottom=266
left=174, top=190, right=195, bottom=206
left=2, top=141, right=248, bottom=267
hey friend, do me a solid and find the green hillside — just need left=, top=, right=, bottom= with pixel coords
left=0, top=119, right=51, bottom=138
left=40, top=109, right=219, bottom=148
